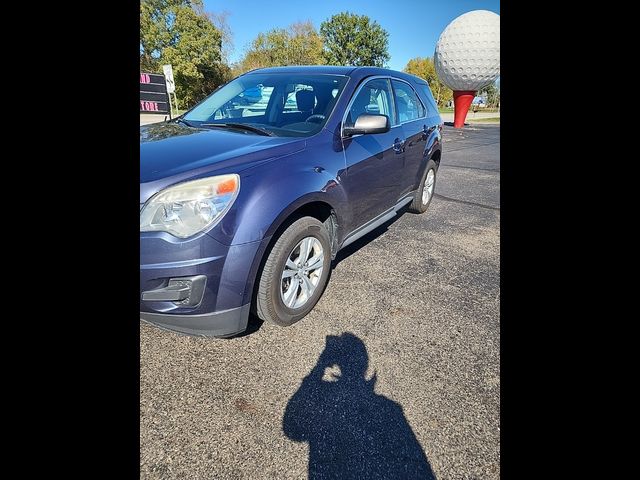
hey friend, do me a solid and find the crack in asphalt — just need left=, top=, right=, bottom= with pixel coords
left=434, top=193, right=500, bottom=211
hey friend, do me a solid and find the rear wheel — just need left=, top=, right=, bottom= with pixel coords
left=256, top=217, right=332, bottom=326
left=409, top=159, right=437, bottom=213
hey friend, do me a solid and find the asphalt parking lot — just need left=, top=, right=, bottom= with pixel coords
left=140, top=124, right=500, bottom=479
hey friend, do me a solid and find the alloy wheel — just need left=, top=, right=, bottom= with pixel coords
left=280, top=236, right=324, bottom=309
left=422, top=169, right=435, bottom=205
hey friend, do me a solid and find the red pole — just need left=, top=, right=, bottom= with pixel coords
left=453, top=90, right=476, bottom=128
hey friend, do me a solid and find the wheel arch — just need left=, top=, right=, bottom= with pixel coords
left=263, top=195, right=342, bottom=258
left=430, top=148, right=441, bottom=168
left=242, top=194, right=343, bottom=308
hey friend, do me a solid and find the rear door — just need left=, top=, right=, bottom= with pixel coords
left=390, top=79, right=431, bottom=195
left=341, top=77, right=405, bottom=225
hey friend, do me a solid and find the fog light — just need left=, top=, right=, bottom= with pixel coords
left=141, top=275, right=207, bottom=307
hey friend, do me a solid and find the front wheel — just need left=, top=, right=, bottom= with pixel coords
left=408, top=159, right=437, bottom=214
left=255, top=217, right=332, bottom=326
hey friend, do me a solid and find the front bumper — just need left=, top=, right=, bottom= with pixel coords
left=140, top=304, right=251, bottom=337
left=140, top=230, right=268, bottom=337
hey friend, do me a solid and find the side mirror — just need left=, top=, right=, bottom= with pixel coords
left=343, top=114, right=390, bottom=137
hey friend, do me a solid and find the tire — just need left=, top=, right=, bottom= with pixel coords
left=256, top=216, right=332, bottom=327
left=408, top=159, right=437, bottom=214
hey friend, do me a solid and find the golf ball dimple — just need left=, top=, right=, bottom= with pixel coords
left=434, top=10, right=500, bottom=91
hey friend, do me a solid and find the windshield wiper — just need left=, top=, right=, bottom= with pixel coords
left=175, top=117, right=196, bottom=128
left=200, top=122, right=274, bottom=137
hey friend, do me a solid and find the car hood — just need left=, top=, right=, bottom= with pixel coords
left=140, top=122, right=305, bottom=203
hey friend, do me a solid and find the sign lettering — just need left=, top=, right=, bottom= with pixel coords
left=140, top=71, right=170, bottom=114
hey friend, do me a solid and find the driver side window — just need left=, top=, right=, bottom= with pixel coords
left=346, top=78, right=395, bottom=127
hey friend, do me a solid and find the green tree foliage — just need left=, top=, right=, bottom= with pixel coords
left=320, top=12, right=390, bottom=67
left=236, top=21, right=324, bottom=74
left=479, top=81, right=500, bottom=108
left=140, top=0, right=231, bottom=107
left=403, top=57, right=452, bottom=108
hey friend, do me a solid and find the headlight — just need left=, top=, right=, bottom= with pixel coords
left=140, top=174, right=240, bottom=238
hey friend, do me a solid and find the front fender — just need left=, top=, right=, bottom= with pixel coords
left=233, top=186, right=349, bottom=308
left=217, top=153, right=348, bottom=307
left=206, top=151, right=348, bottom=246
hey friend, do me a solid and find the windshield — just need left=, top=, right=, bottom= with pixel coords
left=183, top=73, right=349, bottom=137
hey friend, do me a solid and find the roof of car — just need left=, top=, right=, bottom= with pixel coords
left=244, top=65, right=426, bottom=84
left=248, top=65, right=357, bottom=75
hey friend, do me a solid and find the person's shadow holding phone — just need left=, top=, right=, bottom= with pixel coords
left=283, top=333, right=436, bottom=479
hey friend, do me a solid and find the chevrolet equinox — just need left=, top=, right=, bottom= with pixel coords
left=140, top=66, right=442, bottom=337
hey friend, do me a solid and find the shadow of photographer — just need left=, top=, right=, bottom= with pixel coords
left=283, top=332, right=436, bottom=479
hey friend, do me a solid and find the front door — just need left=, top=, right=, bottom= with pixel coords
left=341, top=78, right=405, bottom=227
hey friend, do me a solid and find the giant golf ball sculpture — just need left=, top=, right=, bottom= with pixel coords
left=434, top=10, right=500, bottom=128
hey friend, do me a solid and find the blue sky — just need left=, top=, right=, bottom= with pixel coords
left=203, top=0, right=500, bottom=71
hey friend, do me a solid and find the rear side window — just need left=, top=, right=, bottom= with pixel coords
left=391, top=80, right=425, bottom=122
left=417, top=84, right=439, bottom=117
left=346, top=78, right=395, bottom=126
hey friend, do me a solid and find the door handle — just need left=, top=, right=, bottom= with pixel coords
left=393, top=138, right=405, bottom=154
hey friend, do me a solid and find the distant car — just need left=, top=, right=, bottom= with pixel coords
left=140, top=66, right=443, bottom=337
left=471, top=97, right=487, bottom=108
left=241, top=85, right=262, bottom=103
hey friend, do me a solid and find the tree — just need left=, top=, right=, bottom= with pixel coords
left=208, top=10, right=233, bottom=64
left=320, top=12, right=390, bottom=67
left=236, top=21, right=324, bottom=74
left=140, top=0, right=231, bottom=108
left=403, top=57, right=452, bottom=108
left=479, top=81, right=500, bottom=108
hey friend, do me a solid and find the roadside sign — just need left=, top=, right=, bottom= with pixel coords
left=163, top=64, right=175, bottom=94
left=140, top=72, right=170, bottom=114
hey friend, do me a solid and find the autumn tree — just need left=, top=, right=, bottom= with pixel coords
left=403, top=56, right=452, bottom=108
left=320, top=12, right=390, bottom=67
left=236, top=21, right=324, bottom=74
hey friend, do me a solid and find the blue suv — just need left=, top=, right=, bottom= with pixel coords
left=140, top=66, right=442, bottom=337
